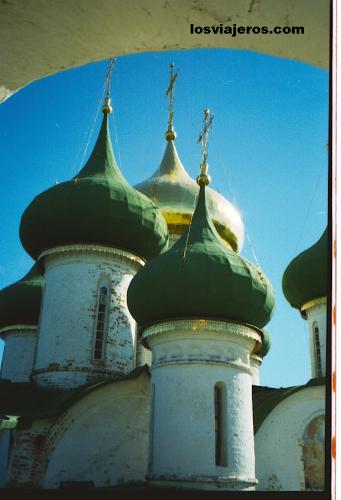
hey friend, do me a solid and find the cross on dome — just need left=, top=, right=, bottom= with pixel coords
left=164, top=62, right=179, bottom=142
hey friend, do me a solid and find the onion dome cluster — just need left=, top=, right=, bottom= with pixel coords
left=0, top=265, right=43, bottom=331
left=282, top=229, right=327, bottom=312
left=127, top=177, right=275, bottom=329
left=19, top=110, right=168, bottom=262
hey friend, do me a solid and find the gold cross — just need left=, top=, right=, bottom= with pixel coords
left=166, top=63, right=179, bottom=133
left=106, top=58, right=115, bottom=99
left=198, top=108, right=214, bottom=167
left=102, top=58, right=116, bottom=114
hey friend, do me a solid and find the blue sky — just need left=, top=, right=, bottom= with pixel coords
left=0, top=49, right=328, bottom=388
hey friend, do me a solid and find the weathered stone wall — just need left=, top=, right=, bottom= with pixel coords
left=144, top=319, right=260, bottom=490
left=255, top=384, right=325, bottom=491
left=0, top=327, right=37, bottom=382
left=42, top=373, right=150, bottom=488
left=33, top=245, right=144, bottom=388
left=6, top=372, right=150, bottom=488
left=7, top=418, right=52, bottom=488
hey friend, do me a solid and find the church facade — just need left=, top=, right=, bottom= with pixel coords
left=0, top=66, right=327, bottom=492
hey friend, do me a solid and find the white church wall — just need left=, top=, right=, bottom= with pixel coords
left=144, top=320, right=260, bottom=490
left=0, top=327, right=37, bottom=382
left=255, top=384, right=325, bottom=491
left=42, top=372, right=150, bottom=488
left=33, top=245, right=143, bottom=388
left=304, top=299, right=326, bottom=378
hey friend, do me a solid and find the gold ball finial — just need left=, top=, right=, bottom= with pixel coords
left=102, top=96, right=112, bottom=115
left=164, top=128, right=177, bottom=141
left=196, top=162, right=211, bottom=186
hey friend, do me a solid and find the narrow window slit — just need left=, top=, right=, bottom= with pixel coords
left=214, top=382, right=227, bottom=466
left=313, top=322, right=322, bottom=378
left=93, top=285, right=110, bottom=361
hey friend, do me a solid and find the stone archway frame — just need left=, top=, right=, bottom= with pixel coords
left=0, top=0, right=330, bottom=103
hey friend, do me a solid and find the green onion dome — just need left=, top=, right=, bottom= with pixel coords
left=127, top=181, right=275, bottom=329
left=19, top=110, right=168, bottom=262
left=0, top=264, right=43, bottom=331
left=282, top=229, right=328, bottom=311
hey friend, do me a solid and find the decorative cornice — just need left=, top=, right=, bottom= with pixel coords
left=142, top=320, right=260, bottom=372
left=143, top=319, right=261, bottom=343
left=0, top=325, right=37, bottom=337
left=301, top=296, right=327, bottom=314
left=152, top=358, right=254, bottom=374
left=38, top=244, right=145, bottom=268
left=32, top=366, right=125, bottom=377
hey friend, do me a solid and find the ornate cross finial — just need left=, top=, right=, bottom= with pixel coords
left=102, top=57, right=116, bottom=115
left=165, top=62, right=179, bottom=141
left=197, top=108, right=214, bottom=186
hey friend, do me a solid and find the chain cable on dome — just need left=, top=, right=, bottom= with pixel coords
left=182, top=108, right=213, bottom=261
left=215, top=148, right=261, bottom=268
left=69, top=82, right=106, bottom=176
left=111, top=101, right=123, bottom=170
left=71, top=58, right=117, bottom=178
left=293, top=161, right=325, bottom=255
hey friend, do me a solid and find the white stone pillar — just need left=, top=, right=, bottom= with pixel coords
left=301, top=297, right=327, bottom=378
left=0, top=326, right=37, bottom=382
left=32, top=245, right=144, bottom=388
left=250, top=354, right=262, bottom=385
left=143, top=319, right=261, bottom=491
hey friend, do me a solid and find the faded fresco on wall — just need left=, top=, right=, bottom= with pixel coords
left=302, top=414, right=325, bottom=491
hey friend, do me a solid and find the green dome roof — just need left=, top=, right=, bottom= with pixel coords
left=19, top=113, right=168, bottom=261
left=127, top=182, right=275, bottom=329
left=282, top=229, right=328, bottom=311
left=0, top=265, right=43, bottom=331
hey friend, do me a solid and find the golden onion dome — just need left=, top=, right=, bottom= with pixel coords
left=134, top=139, right=245, bottom=252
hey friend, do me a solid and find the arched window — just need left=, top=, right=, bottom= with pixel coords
left=214, top=382, right=227, bottom=466
left=93, top=284, right=110, bottom=360
left=312, top=322, right=322, bottom=378
left=302, top=414, right=325, bottom=490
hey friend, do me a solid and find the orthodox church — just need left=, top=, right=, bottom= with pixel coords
left=0, top=63, right=327, bottom=492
